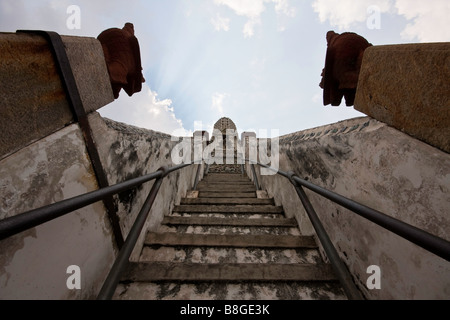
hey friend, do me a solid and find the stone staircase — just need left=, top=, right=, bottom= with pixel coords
left=113, top=167, right=347, bottom=300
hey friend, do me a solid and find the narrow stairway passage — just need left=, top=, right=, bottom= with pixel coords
left=114, top=164, right=347, bottom=300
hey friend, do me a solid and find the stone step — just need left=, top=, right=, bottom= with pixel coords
left=123, top=168, right=347, bottom=301
left=199, top=191, right=256, bottom=198
left=172, top=204, right=283, bottom=214
left=202, top=173, right=250, bottom=181
left=169, top=212, right=286, bottom=219
left=158, top=224, right=301, bottom=236
left=145, top=232, right=317, bottom=248
left=140, top=246, right=321, bottom=264
left=162, top=216, right=298, bottom=227
left=200, top=177, right=251, bottom=182
left=198, top=181, right=255, bottom=186
left=122, top=262, right=338, bottom=282
left=180, top=198, right=274, bottom=205
left=160, top=216, right=299, bottom=236
left=196, top=185, right=256, bottom=192
left=207, top=165, right=243, bottom=174
left=114, top=281, right=347, bottom=300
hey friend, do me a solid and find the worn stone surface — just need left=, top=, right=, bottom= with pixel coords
left=173, top=204, right=284, bottom=214
left=180, top=198, right=273, bottom=205
left=162, top=216, right=298, bottom=227
left=252, top=116, right=450, bottom=299
left=257, top=190, right=270, bottom=199
left=123, top=262, right=337, bottom=281
left=0, top=32, right=73, bottom=159
left=88, top=112, right=202, bottom=261
left=157, top=224, right=301, bottom=236
left=0, top=32, right=114, bottom=159
left=185, top=190, right=199, bottom=198
left=115, top=167, right=347, bottom=300
left=62, top=35, right=114, bottom=113
left=140, top=246, right=318, bottom=264
left=0, top=124, right=116, bottom=299
left=207, top=163, right=243, bottom=174
left=354, top=43, right=450, bottom=153
left=145, top=232, right=316, bottom=248
left=115, top=281, right=346, bottom=300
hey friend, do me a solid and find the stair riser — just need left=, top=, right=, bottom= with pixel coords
left=126, top=262, right=338, bottom=282
left=199, top=192, right=256, bottom=198
left=158, top=225, right=301, bottom=236
left=201, top=179, right=251, bottom=183
left=146, top=233, right=316, bottom=249
left=117, top=167, right=346, bottom=301
left=114, top=282, right=346, bottom=300
left=200, top=180, right=254, bottom=184
left=196, top=187, right=256, bottom=192
left=140, top=246, right=322, bottom=264
left=180, top=198, right=274, bottom=205
left=173, top=205, right=283, bottom=214
left=162, top=216, right=298, bottom=228
left=170, top=213, right=286, bottom=219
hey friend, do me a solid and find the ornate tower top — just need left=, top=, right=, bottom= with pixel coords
left=213, top=117, right=237, bottom=135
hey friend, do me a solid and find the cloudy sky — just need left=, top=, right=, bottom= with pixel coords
left=1, top=0, right=449, bottom=137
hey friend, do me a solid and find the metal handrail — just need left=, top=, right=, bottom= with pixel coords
left=250, top=163, right=261, bottom=190
left=0, top=162, right=194, bottom=299
left=0, top=163, right=189, bottom=241
left=98, top=161, right=202, bottom=299
left=247, top=160, right=450, bottom=299
left=192, top=162, right=202, bottom=190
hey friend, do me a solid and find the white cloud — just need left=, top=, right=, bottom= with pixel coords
left=395, top=0, right=450, bottom=42
left=273, top=0, right=296, bottom=17
left=243, top=19, right=260, bottom=38
left=312, top=0, right=392, bottom=30
left=311, top=0, right=449, bottom=42
left=213, top=0, right=295, bottom=37
left=99, top=84, right=190, bottom=136
left=312, top=92, right=322, bottom=104
left=211, top=92, right=229, bottom=116
left=211, top=13, right=230, bottom=31
left=214, top=0, right=266, bottom=18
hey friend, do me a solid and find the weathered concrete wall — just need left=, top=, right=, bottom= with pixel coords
left=0, top=124, right=116, bottom=299
left=248, top=116, right=450, bottom=299
left=88, top=112, right=203, bottom=261
left=0, top=113, right=202, bottom=299
left=0, top=31, right=119, bottom=299
left=0, top=31, right=202, bottom=299
left=0, top=111, right=204, bottom=299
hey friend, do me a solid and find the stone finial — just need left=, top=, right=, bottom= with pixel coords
left=97, top=22, right=145, bottom=99
left=320, top=31, right=372, bottom=107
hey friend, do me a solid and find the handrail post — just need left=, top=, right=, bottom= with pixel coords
left=250, top=163, right=261, bottom=190
left=97, top=166, right=168, bottom=300
left=286, top=171, right=364, bottom=300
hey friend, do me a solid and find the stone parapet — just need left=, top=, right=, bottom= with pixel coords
left=354, top=43, right=450, bottom=153
left=249, top=116, right=450, bottom=299
left=0, top=32, right=114, bottom=159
